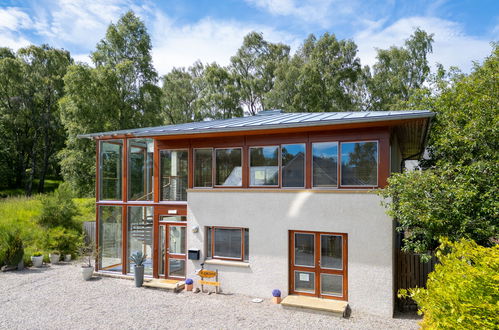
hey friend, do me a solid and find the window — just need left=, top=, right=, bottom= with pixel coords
left=194, top=148, right=213, bottom=187
left=128, top=138, right=154, bottom=201
left=160, top=150, right=188, bottom=201
left=312, top=142, right=338, bottom=187
left=250, top=146, right=279, bottom=186
left=98, top=205, right=122, bottom=272
left=206, top=227, right=249, bottom=261
left=281, top=144, right=305, bottom=187
left=127, top=206, right=153, bottom=275
left=215, top=148, right=242, bottom=186
left=99, top=140, right=123, bottom=200
left=341, top=141, right=378, bottom=186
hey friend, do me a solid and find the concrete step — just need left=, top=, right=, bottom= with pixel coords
left=143, top=279, right=185, bottom=292
left=281, top=295, right=349, bottom=317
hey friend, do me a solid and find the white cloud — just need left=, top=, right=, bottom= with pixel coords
left=0, top=7, right=33, bottom=30
left=355, top=16, right=493, bottom=72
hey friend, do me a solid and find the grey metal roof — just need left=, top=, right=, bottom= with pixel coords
left=78, top=110, right=434, bottom=139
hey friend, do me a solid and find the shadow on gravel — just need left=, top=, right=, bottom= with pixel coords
left=394, top=311, right=422, bottom=320
left=87, top=276, right=102, bottom=281
left=9, top=265, right=57, bottom=275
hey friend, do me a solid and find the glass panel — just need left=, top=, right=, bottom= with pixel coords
left=341, top=141, right=378, bottom=186
left=214, top=228, right=242, bottom=259
left=215, top=148, right=242, bottom=186
left=169, top=259, right=185, bottom=277
left=159, top=215, right=186, bottom=222
left=128, top=138, right=154, bottom=201
left=312, top=142, right=338, bottom=187
left=294, top=271, right=315, bottom=293
left=194, top=149, right=213, bottom=187
left=244, top=228, right=249, bottom=261
left=127, top=206, right=153, bottom=275
left=281, top=144, right=305, bottom=187
left=321, top=274, right=343, bottom=296
left=98, top=206, right=122, bottom=272
left=160, top=150, right=188, bottom=201
left=250, top=146, right=278, bottom=186
left=169, top=226, right=186, bottom=254
left=294, top=233, right=315, bottom=267
left=321, top=235, right=343, bottom=269
left=159, top=225, right=165, bottom=276
left=100, top=140, right=123, bottom=200
left=206, top=227, right=212, bottom=258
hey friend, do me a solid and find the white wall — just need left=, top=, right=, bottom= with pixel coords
left=186, top=190, right=394, bottom=317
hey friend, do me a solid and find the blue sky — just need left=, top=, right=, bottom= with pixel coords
left=0, top=0, right=497, bottom=75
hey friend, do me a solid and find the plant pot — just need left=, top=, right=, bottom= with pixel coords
left=134, top=265, right=144, bottom=287
left=64, top=254, right=72, bottom=262
left=81, top=266, right=94, bottom=280
left=272, top=296, right=282, bottom=304
left=49, top=254, right=60, bottom=264
left=17, top=259, right=24, bottom=271
left=31, top=256, right=43, bottom=268
left=185, top=283, right=193, bottom=291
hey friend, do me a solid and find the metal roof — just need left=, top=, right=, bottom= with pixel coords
left=78, top=110, right=434, bottom=139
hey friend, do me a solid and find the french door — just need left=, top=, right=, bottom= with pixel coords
left=289, top=230, right=348, bottom=300
left=158, top=222, right=186, bottom=279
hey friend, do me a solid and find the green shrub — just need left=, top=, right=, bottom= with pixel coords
left=38, top=183, right=79, bottom=229
left=45, top=226, right=81, bottom=256
left=400, top=239, right=499, bottom=329
left=0, top=230, right=24, bottom=266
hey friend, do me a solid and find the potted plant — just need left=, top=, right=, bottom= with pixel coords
left=31, top=252, right=44, bottom=268
left=64, top=254, right=72, bottom=262
left=130, top=251, right=147, bottom=287
left=78, top=241, right=98, bottom=281
left=185, top=278, right=194, bottom=291
left=272, top=289, right=282, bottom=304
left=49, top=250, right=60, bottom=264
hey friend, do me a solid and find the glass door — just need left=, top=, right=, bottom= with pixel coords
left=159, top=222, right=186, bottom=279
left=289, top=231, right=347, bottom=300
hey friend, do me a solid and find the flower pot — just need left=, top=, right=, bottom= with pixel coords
left=134, top=265, right=144, bottom=287
left=272, top=296, right=282, bottom=304
left=49, top=254, right=60, bottom=264
left=81, top=266, right=94, bottom=280
left=17, top=259, right=24, bottom=271
left=64, top=254, right=72, bottom=262
left=31, top=256, right=43, bottom=268
left=185, top=283, right=193, bottom=291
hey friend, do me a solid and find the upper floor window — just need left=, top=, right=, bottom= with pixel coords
left=312, top=142, right=338, bottom=188
left=194, top=148, right=212, bottom=188
left=281, top=144, right=305, bottom=188
left=99, top=140, right=123, bottom=200
left=160, top=150, right=188, bottom=201
left=128, top=138, right=154, bottom=201
left=249, top=146, right=279, bottom=186
left=215, top=148, right=242, bottom=186
left=340, top=141, right=378, bottom=186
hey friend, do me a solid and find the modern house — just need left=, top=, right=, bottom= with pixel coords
left=79, top=110, right=434, bottom=317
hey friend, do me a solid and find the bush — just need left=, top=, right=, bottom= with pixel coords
left=38, top=183, right=79, bottom=229
left=0, top=230, right=24, bottom=266
left=400, top=239, right=499, bottom=329
left=45, top=226, right=81, bottom=256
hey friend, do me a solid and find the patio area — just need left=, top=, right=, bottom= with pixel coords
left=0, top=263, right=420, bottom=329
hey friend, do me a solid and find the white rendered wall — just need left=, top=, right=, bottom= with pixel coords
left=186, top=190, right=394, bottom=317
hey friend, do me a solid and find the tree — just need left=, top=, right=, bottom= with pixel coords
left=268, top=33, right=363, bottom=112
left=380, top=45, right=499, bottom=256
left=59, top=11, right=161, bottom=195
left=230, top=32, right=290, bottom=115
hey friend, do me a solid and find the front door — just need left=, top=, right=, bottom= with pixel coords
left=159, top=222, right=186, bottom=279
left=289, top=231, right=348, bottom=300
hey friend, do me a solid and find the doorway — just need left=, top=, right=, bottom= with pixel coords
left=158, top=219, right=187, bottom=279
left=289, top=230, right=348, bottom=300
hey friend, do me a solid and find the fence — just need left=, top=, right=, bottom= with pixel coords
left=83, top=221, right=96, bottom=245
left=396, top=250, right=437, bottom=311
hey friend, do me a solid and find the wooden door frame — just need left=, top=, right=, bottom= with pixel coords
left=164, top=222, right=187, bottom=279
left=289, top=230, right=348, bottom=301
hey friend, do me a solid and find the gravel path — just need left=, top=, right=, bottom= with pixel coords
left=0, top=263, right=420, bottom=329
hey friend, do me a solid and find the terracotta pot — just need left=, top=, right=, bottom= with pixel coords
left=186, top=283, right=193, bottom=291
left=272, top=296, right=281, bottom=304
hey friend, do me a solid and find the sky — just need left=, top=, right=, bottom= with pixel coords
left=0, top=0, right=497, bottom=76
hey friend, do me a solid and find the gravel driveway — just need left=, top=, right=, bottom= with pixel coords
left=0, top=263, right=420, bottom=329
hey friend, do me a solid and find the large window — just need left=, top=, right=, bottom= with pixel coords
left=206, top=227, right=248, bottom=261
left=281, top=144, right=305, bottom=188
left=250, top=146, right=279, bottom=186
left=341, top=141, right=378, bottom=186
left=99, top=206, right=122, bottom=272
left=99, top=140, right=123, bottom=200
left=312, top=142, right=338, bottom=187
left=215, top=148, right=242, bottom=186
left=128, top=139, right=154, bottom=201
left=194, top=149, right=213, bottom=187
left=127, top=206, right=153, bottom=275
left=160, top=150, right=188, bottom=201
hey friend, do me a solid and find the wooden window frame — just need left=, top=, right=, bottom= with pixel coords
left=339, top=140, right=379, bottom=188
left=99, top=139, right=124, bottom=202
left=248, top=145, right=280, bottom=188
left=213, top=147, right=243, bottom=188
left=280, top=143, right=306, bottom=189
left=159, top=148, right=189, bottom=202
left=206, top=226, right=248, bottom=262
left=127, top=138, right=154, bottom=202
left=311, top=141, right=339, bottom=189
left=192, top=147, right=214, bottom=188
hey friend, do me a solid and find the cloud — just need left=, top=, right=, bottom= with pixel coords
left=0, top=7, right=33, bottom=30
left=354, top=16, right=493, bottom=72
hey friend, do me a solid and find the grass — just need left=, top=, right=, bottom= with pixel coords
left=0, top=179, right=62, bottom=197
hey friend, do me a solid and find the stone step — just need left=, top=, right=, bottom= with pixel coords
left=143, top=279, right=185, bottom=292
left=281, top=295, right=349, bottom=317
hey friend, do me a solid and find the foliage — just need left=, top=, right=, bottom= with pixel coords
left=45, top=226, right=81, bottom=256
left=0, top=230, right=24, bottom=266
left=78, top=239, right=99, bottom=268
left=32, top=251, right=42, bottom=257
left=399, top=239, right=499, bottom=329
left=130, top=251, right=147, bottom=267
left=185, top=278, right=193, bottom=285
left=38, top=183, right=79, bottom=229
